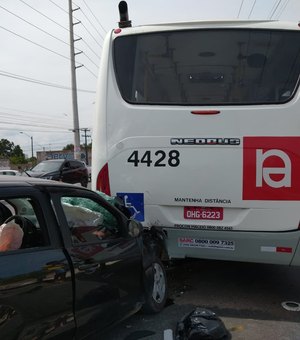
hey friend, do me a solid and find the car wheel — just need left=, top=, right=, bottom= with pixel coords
left=142, top=258, right=167, bottom=314
left=81, top=177, right=88, bottom=188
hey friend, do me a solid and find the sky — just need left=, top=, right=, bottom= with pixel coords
left=0, top=0, right=299, bottom=157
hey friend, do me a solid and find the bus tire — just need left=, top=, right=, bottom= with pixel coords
left=142, top=258, right=167, bottom=314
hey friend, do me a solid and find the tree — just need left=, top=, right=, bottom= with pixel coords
left=11, top=145, right=24, bottom=158
left=10, top=145, right=26, bottom=164
left=0, top=139, right=14, bottom=158
left=0, top=139, right=26, bottom=164
left=62, top=143, right=92, bottom=151
left=63, top=144, right=74, bottom=151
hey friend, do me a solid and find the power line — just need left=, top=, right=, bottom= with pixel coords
left=18, top=0, right=101, bottom=72
left=49, top=0, right=68, bottom=14
left=0, top=4, right=82, bottom=53
left=83, top=65, right=97, bottom=78
left=0, top=69, right=96, bottom=93
left=275, top=0, right=290, bottom=18
left=0, top=111, right=68, bottom=126
left=0, top=126, right=75, bottom=133
left=269, top=0, right=283, bottom=19
left=0, top=106, right=69, bottom=119
left=48, top=0, right=100, bottom=75
left=74, top=1, right=105, bottom=41
left=0, top=120, right=71, bottom=130
left=268, top=0, right=278, bottom=18
left=81, top=0, right=107, bottom=35
left=248, top=0, right=257, bottom=19
left=19, top=0, right=80, bottom=39
left=80, top=38, right=101, bottom=61
left=0, top=25, right=74, bottom=63
left=1, top=3, right=100, bottom=83
left=48, top=0, right=100, bottom=63
left=82, top=52, right=98, bottom=68
left=78, top=21, right=103, bottom=49
left=237, top=0, right=245, bottom=18
left=0, top=110, right=70, bottom=127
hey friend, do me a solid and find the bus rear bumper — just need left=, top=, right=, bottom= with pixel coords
left=160, top=228, right=300, bottom=266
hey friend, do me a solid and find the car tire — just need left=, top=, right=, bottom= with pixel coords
left=142, top=258, right=167, bottom=314
left=81, top=177, right=88, bottom=188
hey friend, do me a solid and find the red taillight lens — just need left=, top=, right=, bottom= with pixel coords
left=96, top=163, right=111, bottom=196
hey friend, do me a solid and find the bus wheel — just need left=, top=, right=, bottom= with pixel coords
left=142, top=258, right=167, bottom=314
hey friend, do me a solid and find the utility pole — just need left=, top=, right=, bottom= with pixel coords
left=20, top=131, right=34, bottom=159
left=81, top=128, right=91, bottom=165
left=68, top=0, right=82, bottom=160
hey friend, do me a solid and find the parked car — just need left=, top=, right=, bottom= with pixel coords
left=0, top=169, right=20, bottom=176
left=0, top=176, right=167, bottom=339
left=27, top=159, right=89, bottom=187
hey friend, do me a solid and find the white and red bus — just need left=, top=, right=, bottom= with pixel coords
left=92, top=2, right=300, bottom=265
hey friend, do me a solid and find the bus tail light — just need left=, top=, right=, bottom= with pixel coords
left=191, top=110, right=220, bottom=115
left=96, top=163, right=111, bottom=196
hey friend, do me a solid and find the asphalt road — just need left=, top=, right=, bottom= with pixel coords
left=101, top=259, right=300, bottom=340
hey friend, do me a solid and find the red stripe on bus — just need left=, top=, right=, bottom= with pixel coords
left=276, top=247, right=292, bottom=253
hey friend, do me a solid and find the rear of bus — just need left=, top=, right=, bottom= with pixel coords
left=92, top=20, right=300, bottom=265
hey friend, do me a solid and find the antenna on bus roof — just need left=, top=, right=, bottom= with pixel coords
left=118, top=1, right=132, bottom=28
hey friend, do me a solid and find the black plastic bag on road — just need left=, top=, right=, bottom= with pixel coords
left=175, top=307, right=231, bottom=340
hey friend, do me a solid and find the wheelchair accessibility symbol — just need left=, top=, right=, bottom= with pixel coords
left=116, top=193, right=144, bottom=221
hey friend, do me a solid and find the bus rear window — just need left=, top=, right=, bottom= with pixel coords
left=114, top=29, right=300, bottom=105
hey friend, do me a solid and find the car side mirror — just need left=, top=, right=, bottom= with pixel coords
left=128, top=219, right=143, bottom=237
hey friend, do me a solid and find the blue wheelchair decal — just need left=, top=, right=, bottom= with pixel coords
left=116, top=193, right=144, bottom=221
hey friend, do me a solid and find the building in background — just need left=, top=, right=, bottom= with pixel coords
left=36, top=149, right=91, bottom=165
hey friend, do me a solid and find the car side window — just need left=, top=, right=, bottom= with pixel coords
left=60, top=196, right=120, bottom=245
left=64, top=161, right=70, bottom=169
left=69, top=161, right=80, bottom=169
left=0, top=197, right=49, bottom=252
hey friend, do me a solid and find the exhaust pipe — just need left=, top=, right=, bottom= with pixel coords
left=118, top=1, right=132, bottom=28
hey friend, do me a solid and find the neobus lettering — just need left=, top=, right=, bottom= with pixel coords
left=170, top=138, right=240, bottom=145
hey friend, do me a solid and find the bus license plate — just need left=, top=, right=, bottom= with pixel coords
left=184, top=207, right=223, bottom=220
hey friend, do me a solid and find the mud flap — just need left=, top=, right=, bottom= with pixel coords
left=175, top=307, right=231, bottom=340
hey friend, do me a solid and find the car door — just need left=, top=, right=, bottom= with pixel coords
left=50, top=188, right=144, bottom=339
left=0, top=186, right=75, bottom=339
left=60, top=161, right=73, bottom=184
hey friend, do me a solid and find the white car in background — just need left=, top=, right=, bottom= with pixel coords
left=0, top=170, right=20, bottom=176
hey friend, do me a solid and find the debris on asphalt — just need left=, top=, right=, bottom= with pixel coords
left=175, top=307, right=231, bottom=339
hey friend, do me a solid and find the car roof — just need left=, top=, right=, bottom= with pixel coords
left=0, top=175, right=85, bottom=188
left=41, top=159, right=85, bottom=165
left=42, top=159, right=65, bottom=162
left=0, top=169, right=18, bottom=173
